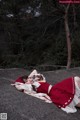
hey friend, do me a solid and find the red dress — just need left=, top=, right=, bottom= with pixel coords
left=36, top=77, right=75, bottom=108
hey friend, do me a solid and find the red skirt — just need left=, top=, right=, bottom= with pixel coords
left=49, top=77, right=75, bottom=108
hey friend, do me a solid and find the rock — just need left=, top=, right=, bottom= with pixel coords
left=0, top=68, right=80, bottom=120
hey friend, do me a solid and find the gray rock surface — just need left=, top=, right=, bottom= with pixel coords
left=0, top=68, right=80, bottom=120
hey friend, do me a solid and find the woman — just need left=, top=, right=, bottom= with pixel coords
left=12, top=70, right=80, bottom=113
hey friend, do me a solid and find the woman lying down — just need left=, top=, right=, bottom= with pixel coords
left=11, top=70, right=80, bottom=113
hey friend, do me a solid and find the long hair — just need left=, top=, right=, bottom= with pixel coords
left=21, top=75, right=28, bottom=82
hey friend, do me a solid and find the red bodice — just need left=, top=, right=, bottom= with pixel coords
left=36, top=82, right=50, bottom=94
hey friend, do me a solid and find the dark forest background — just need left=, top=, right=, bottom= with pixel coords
left=0, top=0, right=80, bottom=70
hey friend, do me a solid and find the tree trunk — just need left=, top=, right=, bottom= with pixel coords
left=64, top=7, right=71, bottom=69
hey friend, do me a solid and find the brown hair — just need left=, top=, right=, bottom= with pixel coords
left=21, top=75, right=28, bottom=82
left=35, top=75, right=44, bottom=81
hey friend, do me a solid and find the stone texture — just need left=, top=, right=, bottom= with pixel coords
left=0, top=68, right=80, bottom=120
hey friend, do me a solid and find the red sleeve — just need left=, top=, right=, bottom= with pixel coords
left=15, top=77, right=25, bottom=83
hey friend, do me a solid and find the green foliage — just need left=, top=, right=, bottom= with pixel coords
left=0, top=0, right=80, bottom=68
left=71, top=30, right=80, bottom=67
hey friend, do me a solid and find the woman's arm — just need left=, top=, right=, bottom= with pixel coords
left=33, top=93, right=52, bottom=103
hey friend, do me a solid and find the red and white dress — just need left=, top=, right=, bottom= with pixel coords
left=33, top=77, right=80, bottom=113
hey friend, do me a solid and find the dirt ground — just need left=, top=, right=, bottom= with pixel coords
left=0, top=67, right=80, bottom=120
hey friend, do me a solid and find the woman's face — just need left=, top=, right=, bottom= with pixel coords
left=25, top=77, right=33, bottom=84
left=34, top=74, right=44, bottom=81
